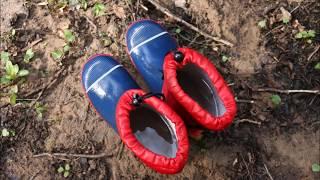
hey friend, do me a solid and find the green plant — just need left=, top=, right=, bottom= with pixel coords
left=51, top=49, right=64, bottom=60
left=1, top=61, right=29, bottom=84
left=222, top=55, right=230, bottom=63
left=1, top=51, right=10, bottom=63
left=295, top=30, right=316, bottom=43
left=24, top=48, right=35, bottom=63
left=80, top=0, right=87, bottom=10
left=64, top=29, right=75, bottom=43
left=57, top=164, right=71, bottom=177
left=258, top=19, right=267, bottom=29
left=9, top=85, right=18, bottom=105
left=175, top=28, right=182, bottom=34
left=312, top=163, right=320, bottom=173
left=315, top=62, right=320, bottom=70
left=271, top=94, right=281, bottom=106
left=35, top=102, right=46, bottom=119
left=1, top=128, right=15, bottom=137
left=93, top=3, right=105, bottom=17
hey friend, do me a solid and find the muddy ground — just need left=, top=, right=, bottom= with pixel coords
left=0, top=0, right=319, bottom=179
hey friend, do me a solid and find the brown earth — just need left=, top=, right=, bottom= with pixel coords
left=1, top=0, right=319, bottom=179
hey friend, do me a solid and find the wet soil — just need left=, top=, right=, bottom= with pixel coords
left=1, top=0, right=319, bottom=179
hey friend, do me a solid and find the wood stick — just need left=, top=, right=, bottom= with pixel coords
left=33, top=152, right=112, bottom=159
left=254, top=88, right=320, bottom=95
left=235, top=119, right=261, bottom=125
left=146, top=0, right=234, bottom=47
left=264, top=163, right=274, bottom=180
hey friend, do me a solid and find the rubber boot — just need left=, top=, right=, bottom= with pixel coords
left=82, top=54, right=189, bottom=174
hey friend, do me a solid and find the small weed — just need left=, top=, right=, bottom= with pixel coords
left=63, top=29, right=75, bottom=43
left=35, top=102, right=46, bottom=119
left=315, top=62, right=320, bottom=70
left=51, top=49, right=64, bottom=60
left=258, top=19, right=267, bottom=29
left=1, top=61, right=29, bottom=84
left=1, top=128, right=15, bottom=137
left=222, top=55, right=230, bottom=63
left=24, top=48, right=35, bottom=63
left=9, top=85, right=18, bottom=105
left=57, top=164, right=71, bottom=177
left=1, top=51, right=10, bottom=63
left=295, top=30, right=316, bottom=43
left=93, top=3, right=105, bottom=17
left=312, top=163, right=320, bottom=173
left=271, top=94, right=281, bottom=106
left=175, top=28, right=182, bottom=34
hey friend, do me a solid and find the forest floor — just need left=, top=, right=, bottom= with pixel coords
left=0, top=0, right=319, bottom=179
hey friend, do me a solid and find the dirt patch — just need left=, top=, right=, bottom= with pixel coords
left=0, top=0, right=28, bottom=35
left=186, top=0, right=265, bottom=75
left=1, top=0, right=319, bottom=179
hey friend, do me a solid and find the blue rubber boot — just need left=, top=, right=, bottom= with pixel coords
left=81, top=54, right=189, bottom=174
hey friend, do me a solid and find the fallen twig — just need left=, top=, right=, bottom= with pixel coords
left=22, top=38, right=43, bottom=51
left=235, top=119, right=261, bottom=125
left=254, top=88, right=320, bottom=95
left=146, top=0, right=234, bottom=47
left=264, top=163, right=274, bottom=180
left=33, top=152, right=112, bottom=159
left=307, top=45, right=320, bottom=61
left=235, top=98, right=255, bottom=104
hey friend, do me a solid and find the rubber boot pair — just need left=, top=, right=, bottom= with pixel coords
left=81, top=20, right=236, bottom=174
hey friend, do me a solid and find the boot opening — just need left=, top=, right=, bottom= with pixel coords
left=177, top=63, right=226, bottom=117
left=129, top=104, right=178, bottom=158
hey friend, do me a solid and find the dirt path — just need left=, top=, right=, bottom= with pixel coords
left=1, top=0, right=319, bottom=179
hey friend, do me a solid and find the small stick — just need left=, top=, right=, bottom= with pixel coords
left=235, top=119, right=261, bottom=125
left=22, top=38, right=43, bottom=51
left=236, top=99, right=255, bottom=104
left=307, top=45, right=320, bottom=61
left=146, top=0, right=234, bottom=47
left=264, top=163, right=274, bottom=180
left=254, top=88, right=320, bottom=95
left=33, top=152, right=112, bottom=159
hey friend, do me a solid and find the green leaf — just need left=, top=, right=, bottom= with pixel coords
left=295, top=32, right=303, bottom=39
left=24, top=49, right=35, bottom=63
left=271, top=94, right=281, bottom=106
left=312, top=163, right=320, bottom=172
left=80, top=0, right=87, bottom=10
left=222, top=55, right=230, bottom=63
left=63, top=45, right=71, bottom=52
left=315, top=62, right=320, bottom=70
left=11, top=29, right=16, bottom=36
left=10, top=93, right=17, bottom=105
left=175, top=28, right=182, bottom=34
left=12, top=64, right=19, bottom=76
left=1, top=76, right=11, bottom=84
left=1, top=128, right=10, bottom=137
left=93, top=3, right=105, bottom=17
left=64, top=29, right=75, bottom=43
left=65, top=164, right=71, bottom=171
left=63, top=171, right=70, bottom=177
left=258, top=20, right=267, bottom=28
left=51, top=49, right=64, bottom=60
left=307, top=30, right=316, bottom=38
left=1, top=51, right=10, bottom=63
left=57, top=166, right=64, bottom=173
left=282, top=18, right=290, bottom=24
left=307, top=39, right=312, bottom=44
left=18, top=69, right=29, bottom=77
left=9, top=130, right=16, bottom=136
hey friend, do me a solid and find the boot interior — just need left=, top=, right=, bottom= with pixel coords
left=129, top=104, right=178, bottom=158
left=177, top=63, right=226, bottom=117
